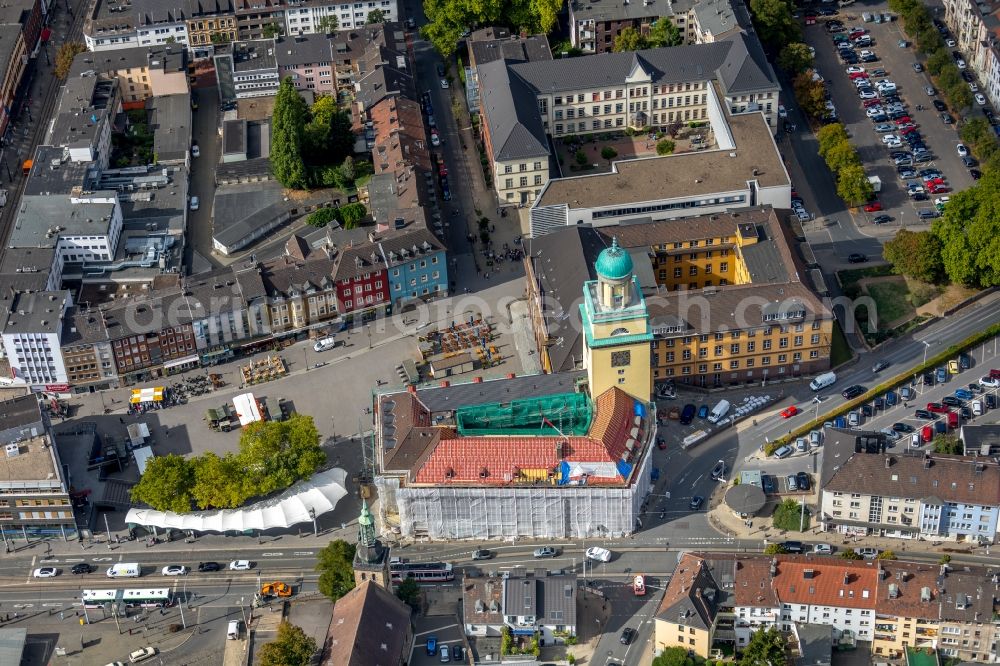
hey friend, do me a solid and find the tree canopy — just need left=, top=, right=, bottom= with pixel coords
left=748, top=0, right=800, bottom=51
left=837, top=164, right=874, bottom=206
left=366, top=8, right=386, bottom=23
left=792, top=71, right=826, bottom=119
left=739, top=627, right=786, bottom=666
left=272, top=78, right=310, bottom=189
left=654, top=647, right=700, bottom=666
left=421, top=0, right=561, bottom=57
left=131, top=414, right=325, bottom=513
left=932, top=167, right=1000, bottom=287
left=259, top=622, right=317, bottom=666
left=778, top=42, right=814, bottom=75
left=55, top=42, right=87, bottom=79
left=882, top=229, right=945, bottom=284
left=396, top=576, right=421, bottom=610
left=316, top=540, right=357, bottom=602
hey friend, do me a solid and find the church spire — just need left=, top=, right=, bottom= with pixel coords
left=358, top=500, right=376, bottom=550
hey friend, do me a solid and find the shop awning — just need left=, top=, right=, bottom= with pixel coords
left=163, top=354, right=200, bottom=369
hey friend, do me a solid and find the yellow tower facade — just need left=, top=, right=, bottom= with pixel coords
left=580, top=238, right=653, bottom=402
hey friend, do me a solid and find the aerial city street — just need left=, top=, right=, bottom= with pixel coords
left=0, top=0, right=997, bottom=662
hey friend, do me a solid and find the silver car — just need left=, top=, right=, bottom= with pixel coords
left=533, top=547, right=559, bottom=558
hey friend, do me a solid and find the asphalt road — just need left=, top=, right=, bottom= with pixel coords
left=184, top=86, right=223, bottom=271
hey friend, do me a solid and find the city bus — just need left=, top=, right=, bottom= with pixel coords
left=390, top=561, right=454, bottom=583
left=121, top=588, right=173, bottom=608
left=82, top=589, right=119, bottom=609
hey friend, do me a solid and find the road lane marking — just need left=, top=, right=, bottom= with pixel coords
left=262, top=552, right=283, bottom=557
left=292, top=552, right=314, bottom=556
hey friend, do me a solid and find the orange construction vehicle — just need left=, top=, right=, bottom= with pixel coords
left=260, top=581, right=293, bottom=598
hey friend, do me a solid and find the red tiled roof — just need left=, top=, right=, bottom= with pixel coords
left=412, top=387, right=640, bottom=485
left=771, top=557, right=879, bottom=608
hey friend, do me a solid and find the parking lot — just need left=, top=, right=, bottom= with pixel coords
left=804, top=5, right=978, bottom=230
left=410, top=616, right=468, bottom=666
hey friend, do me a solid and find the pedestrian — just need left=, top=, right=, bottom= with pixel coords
left=119, top=417, right=125, bottom=424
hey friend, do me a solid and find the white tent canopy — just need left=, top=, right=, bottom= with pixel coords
left=126, top=468, right=349, bottom=532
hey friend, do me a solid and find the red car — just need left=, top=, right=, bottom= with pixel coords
left=925, top=177, right=946, bottom=186
left=895, top=116, right=911, bottom=125
left=929, top=185, right=951, bottom=194
left=849, top=72, right=869, bottom=80
left=863, top=99, right=881, bottom=108
left=863, top=201, right=883, bottom=212
left=780, top=406, right=800, bottom=419
left=927, top=402, right=949, bottom=413
left=438, top=163, right=448, bottom=177
left=849, top=30, right=866, bottom=39
left=899, top=126, right=917, bottom=134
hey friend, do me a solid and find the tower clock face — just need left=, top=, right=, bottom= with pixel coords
left=611, top=350, right=631, bottom=367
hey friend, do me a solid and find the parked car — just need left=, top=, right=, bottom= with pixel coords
left=33, top=567, right=58, bottom=578
left=197, top=562, right=221, bottom=572
left=796, top=472, right=811, bottom=491
left=533, top=547, right=559, bottom=558
left=71, top=563, right=94, bottom=575
left=161, top=565, right=188, bottom=576
left=842, top=384, right=866, bottom=399
left=813, top=543, right=834, bottom=554
left=780, top=406, right=800, bottom=418
left=847, top=253, right=867, bottom=263
left=586, top=547, right=612, bottom=562
left=689, top=496, right=705, bottom=510
left=858, top=547, right=880, bottom=559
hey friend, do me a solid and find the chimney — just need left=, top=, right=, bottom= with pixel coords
left=843, top=572, right=850, bottom=584
left=885, top=456, right=892, bottom=468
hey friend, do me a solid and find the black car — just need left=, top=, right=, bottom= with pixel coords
left=959, top=353, right=972, bottom=370
left=782, top=540, right=805, bottom=553
left=848, top=253, right=867, bottom=263
left=689, top=496, right=705, bottom=510
left=861, top=404, right=874, bottom=417
left=923, top=371, right=936, bottom=385
left=436, top=63, right=445, bottom=77
left=962, top=70, right=974, bottom=82
left=971, top=168, right=982, bottom=180
left=911, top=192, right=929, bottom=200
left=680, top=403, right=696, bottom=425
left=915, top=409, right=933, bottom=420
left=842, top=384, right=866, bottom=399
left=942, top=396, right=964, bottom=407
left=933, top=99, right=948, bottom=112
left=960, top=406, right=972, bottom=419
left=873, top=214, right=892, bottom=224
left=988, top=394, right=998, bottom=409
left=620, top=628, right=637, bottom=645
left=796, top=472, right=811, bottom=491
left=892, top=422, right=915, bottom=433
left=873, top=397, right=885, bottom=410
left=71, top=563, right=93, bottom=575
left=872, top=360, right=890, bottom=373
left=197, top=562, right=221, bottom=572
left=762, top=475, right=776, bottom=493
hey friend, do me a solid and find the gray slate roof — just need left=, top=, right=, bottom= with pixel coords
left=508, top=33, right=775, bottom=96
left=148, top=93, right=192, bottom=163
left=274, top=34, right=333, bottom=68
left=478, top=59, right=549, bottom=161
left=503, top=569, right=577, bottom=627
left=408, top=370, right=586, bottom=413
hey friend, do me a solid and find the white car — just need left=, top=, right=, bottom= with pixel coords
left=440, top=78, right=449, bottom=89
left=957, top=143, right=969, bottom=157
left=946, top=38, right=956, bottom=47
left=189, top=195, right=199, bottom=211
left=128, top=647, right=157, bottom=663
left=866, top=106, right=885, bottom=118
left=229, top=560, right=254, bottom=571
left=881, top=134, right=900, bottom=144
left=934, top=196, right=950, bottom=208
left=846, top=66, right=866, bottom=74
left=161, top=565, right=188, bottom=576
left=859, top=89, right=878, bottom=100
left=813, top=543, right=834, bottom=555
left=970, top=82, right=979, bottom=92
left=33, top=567, right=58, bottom=578
left=191, top=144, right=200, bottom=158
left=957, top=58, right=967, bottom=69
left=585, top=547, right=612, bottom=562
left=778, top=104, right=788, bottom=118
left=980, top=376, right=1000, bottom=388
left=976, top=93, right=987, bottom=105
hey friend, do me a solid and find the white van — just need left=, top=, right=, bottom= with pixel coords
left=707, top=399, right=730, bottom=424
left=106, top=563, right=141, bottom=578
left=972, top=399, right=983, bottom=416
left=313, top=337, right=337, bottom=352
left=809, top=371, right=837, bottom=391
left=227, top=620, right=241, bottom=640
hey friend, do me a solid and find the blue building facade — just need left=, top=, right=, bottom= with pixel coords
left=384, top=230, right=448, bottom=308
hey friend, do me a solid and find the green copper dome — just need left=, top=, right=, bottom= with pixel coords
left=595, top=238, right=633, bottom=280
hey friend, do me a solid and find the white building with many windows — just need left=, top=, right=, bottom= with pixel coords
left=1, top=292, right=71, bottom=388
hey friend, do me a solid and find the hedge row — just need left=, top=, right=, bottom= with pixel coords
left=763, top=321, right=1000, bottom=454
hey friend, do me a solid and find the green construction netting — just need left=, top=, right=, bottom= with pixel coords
left=455, top=392, right=593, bottom=436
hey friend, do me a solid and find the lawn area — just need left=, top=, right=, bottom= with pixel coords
left=830, top=321, right=853, bottom=367
left=772, top=498, right=810, bottom=532
left=865, top=279, right=914, bottom=326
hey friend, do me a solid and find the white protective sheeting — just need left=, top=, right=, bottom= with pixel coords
left=126, top=468, right=348, bottom=532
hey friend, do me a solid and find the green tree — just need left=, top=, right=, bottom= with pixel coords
left=613, top=26, right=648, bottom=52
left=825, top=141, right=861, bottom=173
left=837, top=164, right=874, bottom=206
left=306, top=207, right=340, bottom=228
left=316, top=540, right=356, bottom=602
left=316, top=15, right=339, bottom=34
left=793, top=71, right=826, bottom=119
left=772, top=499, right=810, bottom=531
left=191, top=452, right=246, bottom=510
left=933, top=434, right=963, bottom=454
left=749, top=0, right=800, bottom=50
left=840, top=548, right=862, bottom=560
left=915, top=25, right=943, bottom=54
left=421, top=0, right=560, bottom=57
left=656, top=139, right=676, bottom=155
left=396, top=576, right=421, bottom=609
left=764, top=543, right=787, bottom=555
left=817, top=123, right=850, bottom=158
left=939, top=554, right=952, bottom=564
left=130, top=455, right=194, bottom=513
left=261, top=22, right=283, bottom=38
left=653, top=647, right=691, bottom=666
left=366, top=8, right=386, bottom=22
left=946, top=81, right=973, bottom=110
left=272, top=78, right=310, bottom=189
left=739, top=626, right=786, bottom=666
left=882, top=229, right=945, bottom=283
left=926, top=48, right=952, bottom=76
left=878, top=550, right=898, bottom=560
left=778, top=42, right=814, bottom=75
left=258, top=622, right=317, bottom=666
left=55, top=42, right=87, bottom=79
left=575, top=149, right=588, bottom=166
left=601, top=146, right=618, bottom=164
left=932, top=174, right=1000, bottom=286
left=339, top=202, right=367, bottom=228
left=648, top=18, right=682, bottom=47
left=960, top=117, right=999, bottom=160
